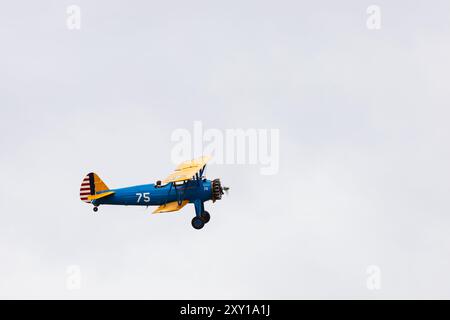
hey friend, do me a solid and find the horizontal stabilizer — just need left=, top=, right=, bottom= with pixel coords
left=153, top=200, right=189, bottom=214
left=87, top=191, right=115, bottom=201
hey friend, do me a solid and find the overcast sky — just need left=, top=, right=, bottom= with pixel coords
left=1, top=0, right=450, bottom=299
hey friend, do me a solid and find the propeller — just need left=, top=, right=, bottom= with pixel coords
left=212, top=179, right=229, bottom=201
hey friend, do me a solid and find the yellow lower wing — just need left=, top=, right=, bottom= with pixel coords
left=153, top=200, right=189, bottom=214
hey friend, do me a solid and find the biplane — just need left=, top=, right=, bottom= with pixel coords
left=79, top=156, right=228, bottom=229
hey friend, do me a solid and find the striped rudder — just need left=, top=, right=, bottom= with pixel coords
left=79, top=172, right=109, bottom=203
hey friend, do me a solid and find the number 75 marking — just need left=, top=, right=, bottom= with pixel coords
left=136, top=192, right=150, bottom=203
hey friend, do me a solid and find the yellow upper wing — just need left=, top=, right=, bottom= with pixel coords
left=162, top=156, right=211, bottom=184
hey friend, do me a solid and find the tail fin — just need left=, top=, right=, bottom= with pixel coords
left=79, top=172, right=109, bottom=203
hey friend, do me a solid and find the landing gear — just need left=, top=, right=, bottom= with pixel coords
left=191, top=216, right=204, bottom=230
left=93, top=206, right=98, bottom=212
left=200, top=211, right=210, bottom=223
left=192, top=200, right=210, bottom=229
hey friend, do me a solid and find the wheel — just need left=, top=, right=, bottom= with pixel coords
left=191, top=216, right=204, bottom=230
left=200, top=211, right=210, bottom=223
left=93, top=206, right=98, bottom=212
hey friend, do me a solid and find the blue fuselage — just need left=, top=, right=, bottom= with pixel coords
left=91, top=179, right=213, bottom=207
